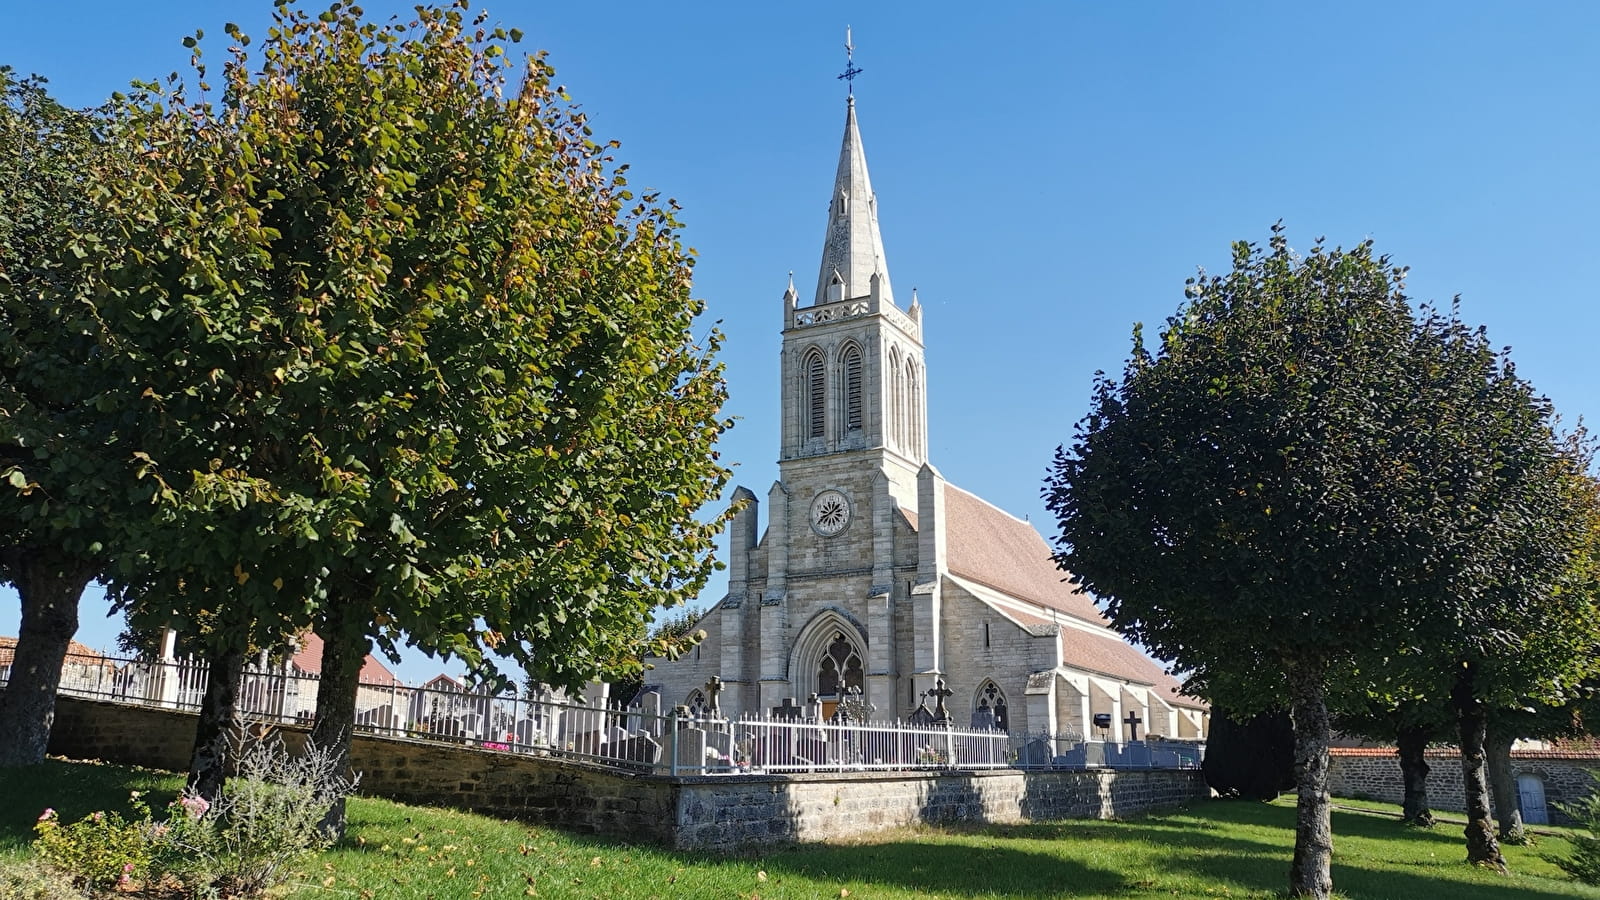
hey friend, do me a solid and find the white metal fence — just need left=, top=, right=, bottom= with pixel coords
left=2, top=651, right=1199, bottom=775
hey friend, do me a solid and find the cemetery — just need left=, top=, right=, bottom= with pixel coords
left=18, top=648, right=1208, bottom=850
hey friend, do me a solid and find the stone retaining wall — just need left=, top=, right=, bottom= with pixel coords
left=42, top=695, right=1207, bottom=850
left=1327, top=747, right=1600, bottom=826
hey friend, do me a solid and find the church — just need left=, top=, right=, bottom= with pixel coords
left=649, top=90, right=1208, bottom=744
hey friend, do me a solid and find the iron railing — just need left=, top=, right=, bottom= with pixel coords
left=1, top=651, right=1199, bottom=774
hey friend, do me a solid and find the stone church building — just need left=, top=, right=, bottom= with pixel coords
left=649, top=94, right=1207, bottom=743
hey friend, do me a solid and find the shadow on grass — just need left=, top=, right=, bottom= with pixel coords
left=757, top=838, right=1130, bottom=898
left=0, top=759, right=183, bottom=853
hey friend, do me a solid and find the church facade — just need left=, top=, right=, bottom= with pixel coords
left=650, top=95, right=1207, bottom=743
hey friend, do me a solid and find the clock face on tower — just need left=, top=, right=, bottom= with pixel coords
left=809, top=490, right=851, bottom=537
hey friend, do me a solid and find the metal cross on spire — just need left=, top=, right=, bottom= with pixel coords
left=837, top=25, right=863, bottom=96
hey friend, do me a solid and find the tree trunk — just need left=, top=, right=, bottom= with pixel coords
left=1287, top=667, right=1334, bottom=900
left=187, top=634, right=248, bottom=802
left=1396, top=724, right=1435, bottom=827
left=310, top=606, right=370, bottom=840
left=1453, top=664, right=1507, bottom=872
left=1485, top=725, right=1526, bottom=845
left=0, top=548, right=94, bottom=767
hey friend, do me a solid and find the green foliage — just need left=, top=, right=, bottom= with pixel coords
left=67, top=0, right=732, bottom=689
left=1044, top=224, right=1597, bottom=716
left=1553, top=772, right=1600, bottom=885
left=32, top=806, right=147, bottom=893
left=1201, top=707, right=1295, bottom=801
left=147, top=733, right=357, bottom=897
left=28, top=733, right=355, bottom=897
left=0, top=67, right=138, bottom=564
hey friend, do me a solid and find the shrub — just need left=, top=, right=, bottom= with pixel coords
left=32, top=805, right=148, bottom=893
left=149, top=731, right=358, bottom=897
left=1552, top=772, right=1600, bottom=885
left=30, top=729, right=357, bottom=898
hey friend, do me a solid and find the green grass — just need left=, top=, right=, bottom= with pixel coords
left=1328, top=795, right=1584, bottom=840
left=2, top=760, right=1597, bottom=899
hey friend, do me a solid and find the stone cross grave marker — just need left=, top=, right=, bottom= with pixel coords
left=704, top=675, right=724, bottom=719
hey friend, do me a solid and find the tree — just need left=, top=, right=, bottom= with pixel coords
left=85, top=1, right=731, bottom=830
left=1201, top=706, right=1295, bottom=801
left=1043, top=226, right=1590, bottom=897
left=1333, top=699, right=1452, bottom=827
left=0, top=70, right=143, bottom=767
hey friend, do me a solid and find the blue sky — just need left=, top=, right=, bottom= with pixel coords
left=4, top=2, right=1597, bottom=683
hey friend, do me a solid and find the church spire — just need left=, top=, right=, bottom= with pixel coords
left=813, top=35, right=893, bottom=308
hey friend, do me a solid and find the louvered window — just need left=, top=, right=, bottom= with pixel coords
left=806, top=351, right=826, bottom=439
left=843, top=346, right=863, bottom=431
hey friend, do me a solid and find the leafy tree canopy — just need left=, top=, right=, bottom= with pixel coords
left=1043, top=224, right=1596, bottom=895
left=66, top=0, right=732, bottom=693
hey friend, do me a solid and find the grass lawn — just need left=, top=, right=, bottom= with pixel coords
left=2, top=759, right=1596, bottom=899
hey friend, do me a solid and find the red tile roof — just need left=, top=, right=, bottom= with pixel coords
left=1331, top=746, right=1600, bottom=761
left=941, top=483, right=1110, bottom=627
left=0, top=636, right=109, bottom=668
left=287, top=633, right=400, bottom=686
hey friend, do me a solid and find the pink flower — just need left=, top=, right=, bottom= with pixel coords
left=178, top=794, right=210, bottom=819
left=37, top=808, right=55, bottom=821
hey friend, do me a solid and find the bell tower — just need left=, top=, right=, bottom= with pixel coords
left=778, top=93, right=928, bottom=513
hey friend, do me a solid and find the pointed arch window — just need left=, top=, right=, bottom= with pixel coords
left=815, top=632, right=864, bottom=698
left=805, top=350, right=826, bottom=439
left=972, top=680, right=1009, bottom=732
left=887, top=347, right=903, bottom=450
left=685, top=690, right=708, bottom=718
left=843, top=345, right=863, bottom=432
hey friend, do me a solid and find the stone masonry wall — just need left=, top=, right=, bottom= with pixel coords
left=671, top=767, right=1208, bottom=849
left=1327, top=748, right=1600, bottom=826
left=42, top=695, right=1207, bottom=851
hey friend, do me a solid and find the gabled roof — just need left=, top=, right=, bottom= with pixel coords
left=928, top=485, right=1209, bottom=712
left=941, top=483, right=1108, bottom=627
left=288, top=633, right=400, bottom=686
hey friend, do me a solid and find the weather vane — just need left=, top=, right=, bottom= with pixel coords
left=837, top=25, right=863, bottom=96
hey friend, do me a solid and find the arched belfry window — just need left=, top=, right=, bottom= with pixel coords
left=815, top=632, right=864, bottom=698
left=804, top=350, right=826, bottom=439
left=906, top=359, right=921, bottom=454
left=887, top=347, right=903, bottom=449
left=842, top=345, right=863, bottom=432
left=972, top=680, right=1009, bottom=732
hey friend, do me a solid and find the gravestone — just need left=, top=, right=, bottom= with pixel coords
left=674, top=725, right=708, bottom=771
left=635, top=690, right=662, bottom=735
left=705, top=727, right=733, bottom=761
left=1018, top=737, right=1053, bottom=768
left=606, top=732, right=662, bottom=767
left=970, top=704, right=996, bottom=730
left=771, top=698, right=803, bottom=721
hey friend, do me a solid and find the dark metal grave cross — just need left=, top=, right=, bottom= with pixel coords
left=1124, top=710, right=1143, bottom=743
left=929, top=678, right=954, bottom=724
